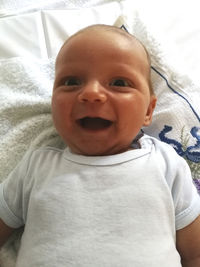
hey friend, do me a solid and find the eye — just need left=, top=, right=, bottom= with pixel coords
left=109, top=78, right=130, bottom=87
left=64, top=77, right=81, bottom=86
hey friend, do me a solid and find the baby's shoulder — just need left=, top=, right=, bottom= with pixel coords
left=142, top=134, right=183, bottom=159
left=31, top=146, right=65, bottom=157
left=23, top=146, right=66, bottom=169
left=141, top=134, right=190, bottom=175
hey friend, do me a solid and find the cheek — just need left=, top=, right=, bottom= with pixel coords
left=117, top=95, right=144, bottom=116
left=51, top=94, right=71, bottom=129
left=116, top=96, right=148, bottom=129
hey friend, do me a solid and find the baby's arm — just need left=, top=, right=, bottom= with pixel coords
left=176, top=215, right=200, bottom=267
left=0, top=219, right=14, bottom=247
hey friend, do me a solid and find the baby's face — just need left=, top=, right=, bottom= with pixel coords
left=52, top=29, right=156, bottom=155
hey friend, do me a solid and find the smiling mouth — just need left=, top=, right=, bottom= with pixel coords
left=77, top=117, right=113, bottom=131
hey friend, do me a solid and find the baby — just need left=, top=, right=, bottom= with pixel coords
left=1, top=24, right=200, bottom=267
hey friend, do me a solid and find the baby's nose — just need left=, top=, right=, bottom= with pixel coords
left=78, top=82, right=107, bottom=103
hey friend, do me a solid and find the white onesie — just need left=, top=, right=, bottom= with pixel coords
left=0, top=135, right=200, bottom=267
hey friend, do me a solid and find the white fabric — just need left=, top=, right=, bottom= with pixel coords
left=0, top=1, right=200, bottom=266
left=0, top=2, right=122, bottom=58
left=1, top=135, right=200, bottom=266
left=0, top=0, right=118, bottom=13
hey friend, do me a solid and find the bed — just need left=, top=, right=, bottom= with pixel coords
left=0, top=0, right=200, bottom=265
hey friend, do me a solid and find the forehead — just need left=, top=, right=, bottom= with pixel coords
left=57, top=29, right=148, bottom=64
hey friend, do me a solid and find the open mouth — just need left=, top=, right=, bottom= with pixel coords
left=77, top=117, right=113, bottom=131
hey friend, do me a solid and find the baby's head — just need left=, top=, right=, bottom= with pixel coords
left=52, top=24, right=157, bottom=156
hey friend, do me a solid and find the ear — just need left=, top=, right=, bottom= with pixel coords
left=143, top=95, right=157, bottom=126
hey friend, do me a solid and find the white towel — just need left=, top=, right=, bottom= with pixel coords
left=0, top=57, right=65, bottom=182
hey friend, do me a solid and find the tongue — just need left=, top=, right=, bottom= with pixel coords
left=81, top=117, right=112, bottom=130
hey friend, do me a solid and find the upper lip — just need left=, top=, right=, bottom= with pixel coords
left=76, top=113, right=114, bottom=121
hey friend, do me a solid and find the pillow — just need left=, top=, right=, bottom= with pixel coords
left=121, top=12, right=200, bottom=187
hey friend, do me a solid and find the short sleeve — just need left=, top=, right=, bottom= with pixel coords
left=171, top=156, right=200, bottom=230
left=0, top=150, right=34, bottom=228
left=151, top=136, right=200, bottom=231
